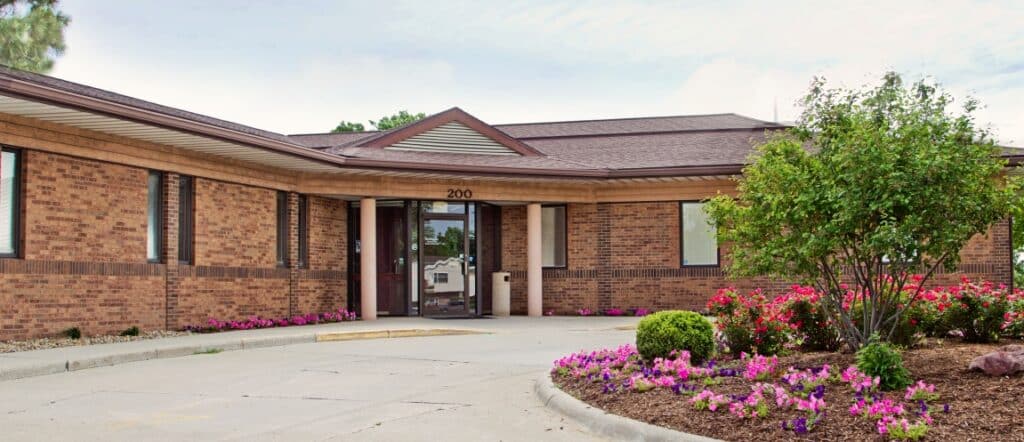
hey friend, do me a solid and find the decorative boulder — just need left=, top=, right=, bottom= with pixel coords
left=968, top=345, right=1024, bottom=376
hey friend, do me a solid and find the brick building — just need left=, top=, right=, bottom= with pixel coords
left=0, top=67, right=1018, bottom=340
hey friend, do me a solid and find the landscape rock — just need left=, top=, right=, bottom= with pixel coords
left=968, top=345, right=1024, bottom=376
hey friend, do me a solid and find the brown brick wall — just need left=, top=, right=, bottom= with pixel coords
left=502, top=202, right=1013, bottom=315
left=0, top=149, right=353, bottom=340
left=23, top=150, right=149, bottom=262
left=295, top=196, right=348, bottom=314
left=0, top=151, right=165, bottom=340
left=194, top=178, right=277, bottom=268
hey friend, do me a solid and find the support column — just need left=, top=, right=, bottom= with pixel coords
left=360, top=197, right=377, bottom=320
left=287, top=192, right=300, bottom=317
left=162, top=173, right=180, bottom=330
left=527, top=202, right=543, bottom=317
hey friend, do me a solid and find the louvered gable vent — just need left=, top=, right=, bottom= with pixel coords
left=385, top=121, right=520, bottom=156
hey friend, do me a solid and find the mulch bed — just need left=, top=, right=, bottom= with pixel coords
left=0, top=330, right=190, bottom=353
left=554, top=339, right=1024, bottom=441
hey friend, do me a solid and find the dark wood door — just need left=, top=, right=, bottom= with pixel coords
left=376, top=207, right=407, bottom=315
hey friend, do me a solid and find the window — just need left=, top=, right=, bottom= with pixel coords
left=0, top=147, right=20, bottom=258
left=433, top=272, right=448, bottom=284
left=146, top=171, right=162, bottom=262
left=297, top=195, right=308, bottom=268
left=681, top=202, right=718, bottom=266
left=542, top=205, right=567, bottom=267
left=276, top=191, right=288, bottom=267
left=178, top=175, right=195, bottom=264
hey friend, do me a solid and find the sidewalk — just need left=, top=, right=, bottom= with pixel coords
left=0, top=316, right=640, bottom=382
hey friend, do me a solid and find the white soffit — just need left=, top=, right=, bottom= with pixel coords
left=0, top=94, right=342, bottom=173
left=386, top=121, right=519, bottom=156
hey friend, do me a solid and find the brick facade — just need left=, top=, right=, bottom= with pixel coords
left=0, top=150, right=349, bottom=340
left=501, top=202, right=1013, bottom=315
left=0, top=135, right=1013, bottom=341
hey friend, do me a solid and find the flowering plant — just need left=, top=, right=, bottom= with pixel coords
left=185, top=307, right=357, bottom=332
left=707, top=288, right=792, bottom=355
left=740, top=353, right=778, bottom=381
left=942, top=279, right=1011, bottom=343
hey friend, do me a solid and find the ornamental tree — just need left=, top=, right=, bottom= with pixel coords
left=705, top=72, right=1022, bottom=350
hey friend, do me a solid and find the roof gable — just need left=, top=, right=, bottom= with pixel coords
left=356, top=107, right=542, bottom=156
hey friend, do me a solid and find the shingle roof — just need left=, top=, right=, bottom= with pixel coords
left=523, top=129, right=770, bottom=170
left=494, top=113, right=783, bottom=139
left=291, top=113, right=781, bottom=171
left=289, top=131, right=379, bottom=148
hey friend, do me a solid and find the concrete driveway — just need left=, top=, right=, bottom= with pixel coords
left=0, top=317, right=639, bottom=441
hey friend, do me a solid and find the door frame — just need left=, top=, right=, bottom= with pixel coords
left=418, top=205, right=473, bottom=317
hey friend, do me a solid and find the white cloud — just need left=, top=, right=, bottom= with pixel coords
left=47, top=0, right=1024, bottom=143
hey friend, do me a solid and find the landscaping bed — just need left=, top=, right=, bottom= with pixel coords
left=0, top=330, right=189, bottom=353
left=553, top=339, right=1024, bottom=441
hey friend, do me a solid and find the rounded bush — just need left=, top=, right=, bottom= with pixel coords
left=635, top=310, right=715, bottom=363
left=855, top=339, right=911, bottom=391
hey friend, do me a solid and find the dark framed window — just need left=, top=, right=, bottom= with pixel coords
left=542, top=205, right=567, bottom=268
left=178, top=175, right=195, bottom=264
left=680, top=201, right=718, bottom=266
left=0, top=147, right=22, bottom=258
left=297, top=195, right=309, bottom=268
left=146, top=171, right=163, bottom=262
left=276, top=191, right=288, bottom=268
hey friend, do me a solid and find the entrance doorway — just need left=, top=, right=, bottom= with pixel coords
left=348, top=200, right=501, bottom=317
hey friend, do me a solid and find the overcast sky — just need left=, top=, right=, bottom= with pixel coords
left=51, top=1, right=1024, bottom=144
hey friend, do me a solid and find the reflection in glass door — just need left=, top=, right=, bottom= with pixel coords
left=421, top=217, right=468, bottom=316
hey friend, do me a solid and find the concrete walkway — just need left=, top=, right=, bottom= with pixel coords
left=0, top=316, right=640, bottom=441
left=0, top=317, right=501, bottom=381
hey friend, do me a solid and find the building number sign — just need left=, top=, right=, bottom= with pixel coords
left=447, top=188, right=473, bottom=199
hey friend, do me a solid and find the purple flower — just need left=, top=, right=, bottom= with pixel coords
left=943, top=403, right=951, bottom=413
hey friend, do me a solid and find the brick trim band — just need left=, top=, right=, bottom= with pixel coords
left=178, top=265, right=291, bottom=279
left=0, top=259, right=165, bottom=276
left=297, top=269, right=347, bottom=281
left=510, top=263, right=1001, bottom=281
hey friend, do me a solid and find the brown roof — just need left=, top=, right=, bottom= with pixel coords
left=1, top=66, right=1017, bottom=179
left=494, top=113, right=783, bottom=139
left=289, top=131, right=379, bottom=148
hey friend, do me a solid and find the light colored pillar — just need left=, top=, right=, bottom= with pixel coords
left=527, top=202, right=543, bottom=317
left=360, top=197, right=377, bottom=320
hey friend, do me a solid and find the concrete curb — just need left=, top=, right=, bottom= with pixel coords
left=0, top=328, right=481, bottom=382
left=316, top=328, right=485, bottom=342
left=535, top=373, right=721, bottom=442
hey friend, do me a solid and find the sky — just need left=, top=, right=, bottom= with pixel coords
left=49, top=0, right=1024, bottom=145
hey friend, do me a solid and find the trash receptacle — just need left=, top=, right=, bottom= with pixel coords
left=492, top=272, right=511, bottom=316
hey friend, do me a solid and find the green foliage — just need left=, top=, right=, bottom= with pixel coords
left=329, top=110, right=426, bottom=133
left=855, top=337, right=911, bottom=391
left=705, top=72, right=1023, bottom=349
left=370, top=110, right=426, bottom=130
left=944, top=289, right=1009, bottom=343
left=887, top=420, right=929, bottom=441
left=62, top=326, right=81, bottom=340
left=0, top=0, right=70, bottom=73
left=119, top=326, right=140, bottom=337
left=193, top=348, right=222, bottom=355
left=635, top=310, right=714, bottom=363
left=331, top=120, right=365, bottom=133
left=788, top=299, right=840, bottom=351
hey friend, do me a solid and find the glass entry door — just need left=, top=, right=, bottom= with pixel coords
left=421, top=217, right=468, bottom=316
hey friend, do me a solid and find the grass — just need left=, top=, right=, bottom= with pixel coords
left=193, top=348, right=223, bottom=355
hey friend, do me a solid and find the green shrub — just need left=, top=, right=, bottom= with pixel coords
left=944, top=286, right=1009, bottom=343
left=855, top=337, right=911, bottom=391
left=635, top=310, right=714, bottom=363
left=62, top=327, right=81, bottom=340
left=120, top=326, right=140, bottom=337
left=788, top=298, right=840, bottom=351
